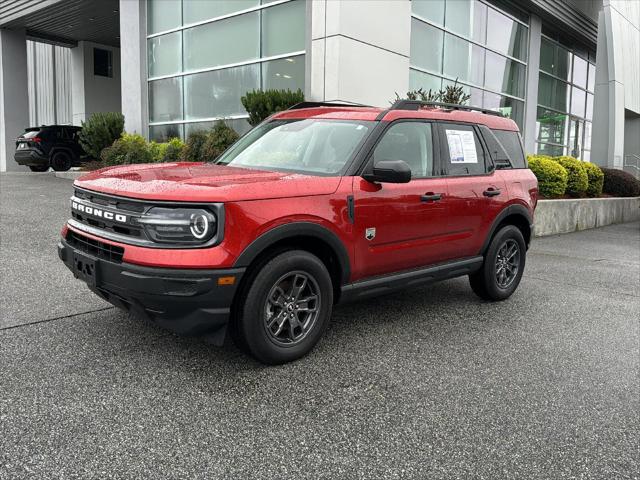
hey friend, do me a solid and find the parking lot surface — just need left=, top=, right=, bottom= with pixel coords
left=1, top=173, right=638, bottom=479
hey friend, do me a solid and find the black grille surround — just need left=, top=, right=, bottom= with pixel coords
left=68, top=187, right=225, bottom=249
left=66, top=230, right=124, bottom=263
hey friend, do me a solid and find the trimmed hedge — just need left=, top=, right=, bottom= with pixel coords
left=582, top=161, right=604, bottom=197
left=181, top=130, right=208, bottom=162
left=241, top=89, right=304, bottom=126
left=200, top=121, right=239, bottom=160
left=601, top=168, right=640, bottom=197
left=79, top=112, right=125, bottom=159
left=527, top=154, right=568, bottom=198
left=100, top=133, right=153, bottom=165
left=553, top=156, right=588, bottom=196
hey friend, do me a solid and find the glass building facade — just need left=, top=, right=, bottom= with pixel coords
left=146, top=0, right=305, bottom=141
left=409, top=0, right=529, bottom=130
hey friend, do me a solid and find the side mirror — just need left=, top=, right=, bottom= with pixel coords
left=363, top=160, right=412, bottom=183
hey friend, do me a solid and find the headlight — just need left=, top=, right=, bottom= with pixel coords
left=136, top=207, right=217, bottom=244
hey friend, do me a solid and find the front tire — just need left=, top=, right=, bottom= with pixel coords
left=235, top=250, right=333, bottom=365
left=50, top=151, right=72, bottom=171
left=469, top=225, right=526, bottom=301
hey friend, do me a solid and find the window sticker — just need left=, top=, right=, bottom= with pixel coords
left=446, top=129, right=478, bottom=164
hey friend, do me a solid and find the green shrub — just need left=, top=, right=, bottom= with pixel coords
left=149, top=137, right=185, bottom=163
left=528, top=155, right=568, bottom=198
left=601, top=168, right=640, bottom=197
left=582, top=162, right=604, bottom=197
left=553, top=156, right=588, bottom=196
left=182, top=130, right=208, bottom=162
left=79, top=112, right=125, bottom=159
left=100, top=133, right=153, bottom=166
left=241, top=89, right=305, bottom=126
left=200, top=121, right=239, bottom=160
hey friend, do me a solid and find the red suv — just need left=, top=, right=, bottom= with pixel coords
left=58, top=101, right=538, bottom=364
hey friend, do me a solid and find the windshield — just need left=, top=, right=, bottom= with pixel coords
left=215, top=119, right=373, bottom=175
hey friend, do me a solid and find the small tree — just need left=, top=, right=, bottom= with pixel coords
left=440, top=80, right=471, bottom=105
left=241, top=89, right=305, bottom=126
left=181, top=130, right=209, bottom=162
left=393, top=88, right=441, bottom=104
left=200, top=121, right=239, bottom=160
left=79, top=112, right=125, bottom=159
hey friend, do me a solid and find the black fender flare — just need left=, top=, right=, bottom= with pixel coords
left=480, top=204, right=533, bottom=254
left=233, top=222, right=351, bottom=283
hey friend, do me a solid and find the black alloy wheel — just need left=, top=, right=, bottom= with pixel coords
left=51, top=151, right=72, bottom=171
left=494, top=239, right=520, bottom=289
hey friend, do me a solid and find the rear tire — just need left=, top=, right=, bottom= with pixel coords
left=469, top=225, right=526, bottom=301
left=50, top=151, right=72, bottom=171
left=29, top=165, right=49, bottom=172
left=234, top=250, right=333, bottom=365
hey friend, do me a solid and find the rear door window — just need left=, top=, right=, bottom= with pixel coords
left=492, top=129, right=526, bottom=168
left=438, top=123, right=488, bottom=176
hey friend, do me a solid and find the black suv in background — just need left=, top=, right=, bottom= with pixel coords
left=15, top=125, right=87, bottom=172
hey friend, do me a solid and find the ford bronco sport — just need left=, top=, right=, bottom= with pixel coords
left=58, top=101, right=538, bottom=364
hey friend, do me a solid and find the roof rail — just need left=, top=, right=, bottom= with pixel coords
left=288, top=101, right=372, bottom=110
left=389, top=100, right=504, bottom=117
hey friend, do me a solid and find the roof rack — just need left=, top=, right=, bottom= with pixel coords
left=389, top=100, right=504, bottom=117
left=288, top=101, right=372, bottom=110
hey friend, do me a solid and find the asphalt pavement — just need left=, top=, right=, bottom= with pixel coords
left=1, top=173, right=639, bottom=479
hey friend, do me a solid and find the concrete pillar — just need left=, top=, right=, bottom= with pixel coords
left=307, top=0, right=410, bottom=107
left=0, top=28, right=29, bottom=172
left=119, top=0, right=147, bottom=136
left=523, top=15, right=542, bottom=155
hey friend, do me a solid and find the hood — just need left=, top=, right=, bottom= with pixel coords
left=74, top=163, right=342, bottom=202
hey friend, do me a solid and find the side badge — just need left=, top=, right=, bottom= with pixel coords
left=365, top=227, right=376, bottom=241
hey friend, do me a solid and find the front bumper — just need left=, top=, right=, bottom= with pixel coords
left=58, top=237, right=244, bottom=345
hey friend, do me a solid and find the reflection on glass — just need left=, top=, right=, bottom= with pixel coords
left=183, top=13, right=259, bottom=70
left=150, top=124, right=184, bottom=142
left=184, top=119, right=252, bottom=139
left=409, top=69, right=442, bottom=92
left=570, top=86, right=586, bottom=117
left=445, top=0, right=485, bottom=43
left=486, top=7, right=527, bottom=61
left=572, top=55, right=588, bottom=90
left=148, top=32, right=181, bottom=78
left=538, top=73, right=569, bottom=112
left=485, top=51, right=525, bottom=98
left=584, top=121, right=592, bottom=151
left=410, top=19, right=444, bottom=73
left=183, top=0, right=258, bottom=24
left=443, top=34, right=484, bottom=86
left=587, top=63, right=596, bottom=92
left=540, top=37, right=571, bottom=80
left=261, top=0, right=305, bottom=57
left=536, top=107, right=567, bottom=146
left=536, top=143, right=564, bottom=157
left=148, top=0, right=182, bottom=35
left=149, top=78, right=183, bottom=123
left=262, top=56, right=305, bottom=91
left=484, top=91, right=524, bottom=129
left=184, top=64, right=259, bottom=119
left=412, top=0, right=445, bottom=25
left=586, top=93, right=594, bottom=120
left=568, top=117, right=584, bottom=158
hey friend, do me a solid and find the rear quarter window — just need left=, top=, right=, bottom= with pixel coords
left=492, top=130, right=526, bottom=168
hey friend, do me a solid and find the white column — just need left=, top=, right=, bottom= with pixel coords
left=0, top=28, right=29, bottom=172
left=523, top=15, right=542, bottom=155
left=119, top=0, right=147, bottom=137
left=307, top=0, right=410, bottom=107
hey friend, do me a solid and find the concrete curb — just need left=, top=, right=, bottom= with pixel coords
left=54, top=171, right=85, bottom=180
left=534, top=197, right=640, bottom=237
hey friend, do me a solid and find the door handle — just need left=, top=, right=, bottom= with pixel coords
left=483, top=188, right=501, bottom=197
left=421, top=193, right=442, bottom=202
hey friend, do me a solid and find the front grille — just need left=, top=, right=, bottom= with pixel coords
left=67, top=230, right=124, bottom=263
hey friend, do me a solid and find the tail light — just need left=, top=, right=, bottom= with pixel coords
left=32, top=137, right=42, bottom=144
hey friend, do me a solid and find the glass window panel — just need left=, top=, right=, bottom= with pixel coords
left=492, top=130, right=526, bottom=168
left=586, top=93, right=593, bottom=121
left=409, top=69, right=442, bottom=93
left=572, top=55, right=588, bottom=89
left=262, top=55, right=305, bottom=91
left=183, top=12, right=259, bottom=71
left=441, top=78, right=483, bottom=106
left=568, top=117, right=583, bottom=158
left=587, top=63, right=596, bottom=92
left=443, top=34, right=484, bottom=86
left=150, top=124, right=184, bottom=142
left=410, top=19, right=444, bottom=73
left=149, top=77, right=183, bottom=123
left=147, top=32, right=181, bottom=77
left=184, top=119, right=252, bottom=139
left=412, top=0, right=445, bottom=25
left=148, top=0, right=182, bottom=34
left=184, top=64, right=259, bottom=120
left=536, top=143, right=565, bottom=157
left=261, top=0, right=305, bottom=57
left=570, top=86, right=586, bottom=118
left=183, top=0, right=258, bottom=24
left=483, top=92, right=524, bottom=130
left=536, top=107, right=568, bottom=146
left=441, top=123, right=487, bottom=176
left=582, top=150, right=590, bottom=162
left=445, top=0, right=485, bottom=42
left=540, top=37, right=571, bottom=80
left=486, top=7, right=528, bottom=61
left=584, top=121, right=592, bottom=151
left=485, top=51, right=525, bottom=98
left=374, top=122, right=435, bottom=178
left=538, top=73, right=568, bottom=112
